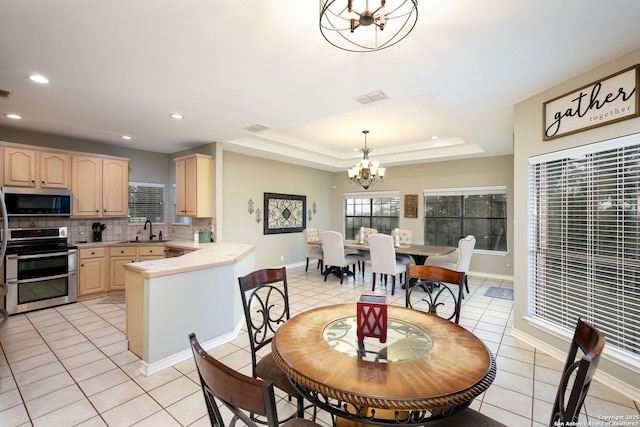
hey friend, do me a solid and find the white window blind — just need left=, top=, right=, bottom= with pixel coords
left=128, top=182, right=164, bottom=224
left=528, top=134, right=640, bottom=358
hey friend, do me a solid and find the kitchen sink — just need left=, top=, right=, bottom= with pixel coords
left=117, top=240, right=170, bottom=244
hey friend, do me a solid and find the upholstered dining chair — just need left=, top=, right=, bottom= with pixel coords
left=368, top=234, right=405, bottom=296
left=550, top=318, right=606, bottom=426
left=189, top=333, right=320, bottom=427
left=303, top=228, right=323, bottom=272
left=436, top=235, right=476, bottom=297
left=391, top=228, right=412, bottom=265
left=237, top=267, right=305, bottom=419
left=321, top=231, right=359, bottom=284
left=405, top=265, right=465, bottom=324
left=349, top=227, right=377, bottom=277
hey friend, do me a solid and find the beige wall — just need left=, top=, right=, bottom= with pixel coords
left=329, top=155, right=515, bottom=278
left=513, top=47, right=640, bottom=398
left=221, top=151, right=334, bottom=268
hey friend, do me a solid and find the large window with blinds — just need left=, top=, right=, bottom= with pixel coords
left=344, top=191, right=400, bottom=240
left=423, top=187, right=507, bottom=251
left=128, top=182, right=164, bottom=224
left=528, top=134, right=640, bottom=358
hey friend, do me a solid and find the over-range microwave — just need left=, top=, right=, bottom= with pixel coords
left=2, top=187, right=72, bottom=216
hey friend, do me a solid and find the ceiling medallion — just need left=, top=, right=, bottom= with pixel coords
left=319, top=0, right=418, bottom=52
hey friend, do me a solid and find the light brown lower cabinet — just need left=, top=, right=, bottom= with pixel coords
left=109, top=245, right=165, bottom=291
left=78, top=247, right=108, bottom=298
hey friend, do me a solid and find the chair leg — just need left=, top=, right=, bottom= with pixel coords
left=305, top=258, right=310, bottom=272
left=391, top=276, right=396, bottom=296
left=372, top=273, right=376, bottom=292
left=465, top=275, right=469, bottom=293
left=339, top=268, right=345, bottom=284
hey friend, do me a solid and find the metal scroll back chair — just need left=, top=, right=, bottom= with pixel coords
left=405, top=265, right=465, bottom=324
left=238, top=267, right=304, bottom=419
left=303, top=228, right=323, bottom=272
left=189, top=333, right=320, bottom=427
left=550, top=318, right=606, bottom=427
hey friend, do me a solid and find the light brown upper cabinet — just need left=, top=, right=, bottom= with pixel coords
left=175, top=154, right=214, bottom=217
left=3, top=147, right=70, bottom=189
left=72, top=155, right=128, bottom=217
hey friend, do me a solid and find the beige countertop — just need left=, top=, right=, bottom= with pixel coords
left=120, top=240, right=255, bottom=278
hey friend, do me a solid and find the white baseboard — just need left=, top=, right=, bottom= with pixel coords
left=138, top=319, right=245, bottom=377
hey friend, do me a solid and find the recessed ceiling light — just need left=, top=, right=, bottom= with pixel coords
left=27, top=74, right=50, bottom=84
left=431, top=135, right=439, bottom=140
left=121, top=135, right=132, bottom=140
left=169, top=113, right=184, bottom=119
left=4, top=113, right=22, bottom=119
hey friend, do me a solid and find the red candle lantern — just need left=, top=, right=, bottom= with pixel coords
left=357, top=294, right=388, bottom=343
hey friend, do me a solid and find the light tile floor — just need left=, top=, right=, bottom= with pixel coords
left=1, top=264, right=638, bottom=426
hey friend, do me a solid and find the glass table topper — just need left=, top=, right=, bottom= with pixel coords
left=323, top=316, right=432, bottom=363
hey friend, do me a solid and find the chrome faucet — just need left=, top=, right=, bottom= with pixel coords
left=144, top=219, right=156, bottom=240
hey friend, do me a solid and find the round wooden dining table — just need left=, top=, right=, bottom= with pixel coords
left=272, top=304, right=496, bottom=426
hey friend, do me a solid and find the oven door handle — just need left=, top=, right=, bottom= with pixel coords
left=6, top=271, right=77, bottom=285
left=6, top=249, right=77, bottom=261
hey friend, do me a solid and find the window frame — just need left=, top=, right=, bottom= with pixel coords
left=343, top=191, right=400, bottom=240
left=528, top=133, right=640, bottom=361
left=423, top=186, right=508, bottom=253
left=128, top=181, right=165, bottom=225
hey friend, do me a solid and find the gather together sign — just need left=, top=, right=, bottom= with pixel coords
left=543, top=65, right=639, bottom=140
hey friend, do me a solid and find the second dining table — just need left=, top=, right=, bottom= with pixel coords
left=272, top=304, right=496, bottom=426
left=343, top=241, right=456, bottom=265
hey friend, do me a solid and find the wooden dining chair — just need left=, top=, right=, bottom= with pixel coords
left=550, top=318, right=606, bottom=426
left=189, top=333, right=320, bottom=427
left=405, top=265, right=465, bottom=324
left=238, top=267, right=305, bottom=419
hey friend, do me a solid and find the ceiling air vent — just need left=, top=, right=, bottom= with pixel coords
left=0, top=89, right=13, bottom=99
left=354, top=90, right=388, bottom=105
left=243, top=124, right=269, bottom=132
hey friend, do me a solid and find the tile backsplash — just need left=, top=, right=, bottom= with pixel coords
left=5, top=217, right=216, bottom=243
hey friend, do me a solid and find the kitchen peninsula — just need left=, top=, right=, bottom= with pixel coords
left=124, top=241, right=255, bottom=376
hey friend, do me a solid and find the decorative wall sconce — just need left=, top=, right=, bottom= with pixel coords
left=255, top=208, right=261, bottom=223
left=248, top=199, right=254, bottom=215
left=313, top=201, right=317, bottom=214
left=308, top=208, right=313, bottom=221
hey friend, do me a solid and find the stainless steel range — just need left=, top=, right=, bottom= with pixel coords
left=2, top=227, right=77, bottom=315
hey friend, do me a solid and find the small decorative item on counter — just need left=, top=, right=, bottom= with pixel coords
left=394, top=228, right=400, bottom=247
left=194, top=232, right=199, bottom=242
left=198, top=228, right=212, bottom=243
left=357, top=293, right=388, bottom=343
left=359, top=226, right=365, bottom=244
left=158, top=230, right=163, bottom=241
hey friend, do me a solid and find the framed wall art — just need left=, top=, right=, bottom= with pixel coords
left=543, top=64, right=639, bottom=141
left=263, top=192, right=306, bottom=235
left=404, top=194, right=418, bottom=218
